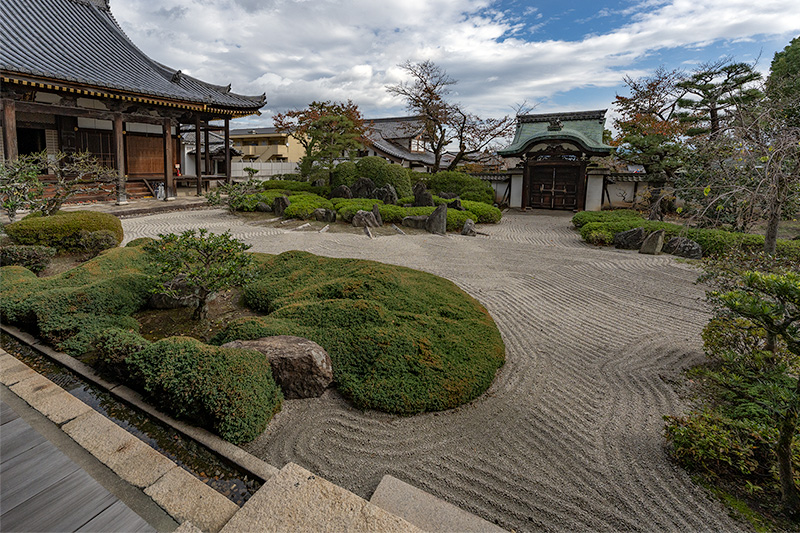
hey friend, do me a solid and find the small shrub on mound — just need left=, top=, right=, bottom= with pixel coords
left=78, top=229, right=118, bottom=258
left=214, top=251, right=505, bottom=414
left=126, top=336, right=282, bottom=444
left=426, top=171, right=494, bottom=204
left=283, top=193, right=334, bottom=219
left=0, top=245, right=55, bottom=273
left=4, top=210, right=123, bottom=252
left=461, top=201, right=502, bottom=224
left=571, top=209, right=644, bottom=228
left=334, top=199, right=384, bottom=222
left=0, top=246, right=155, bottom=355
left=331, top=161, right=358, bottom=189
left=93, top=327, right=151, bottom=381
left=228, top=189, right=292, bottom=212
left=259, top=179, right=313, bottom=192
left=126, top=237, right=156, bottom=248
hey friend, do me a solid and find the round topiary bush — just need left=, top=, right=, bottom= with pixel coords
left=427, top=171, right=494, bottom=204
left=355, top=156, right=389, bottom=182
left=4, top=210, right=123, bottom=252
left=331, top=161, right=358, bottom=189
left=126, top=336, right=283, bottom=444
left=214, top=251, right=505, bottom=415
left=377, top=164, right=413, bottom=199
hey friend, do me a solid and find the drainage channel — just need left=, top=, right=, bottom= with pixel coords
left=1, top=333, right=261, bottom=506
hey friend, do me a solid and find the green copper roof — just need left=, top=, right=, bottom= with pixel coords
left=499, top=109, right=612, bottom=156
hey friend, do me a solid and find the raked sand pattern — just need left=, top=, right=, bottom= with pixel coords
left=122, top=209, right=743, bottom=532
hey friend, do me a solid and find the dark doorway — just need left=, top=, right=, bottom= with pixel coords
left=17, top=128, right=46, bottom=156
left=529, top=165, right=580, bottom=210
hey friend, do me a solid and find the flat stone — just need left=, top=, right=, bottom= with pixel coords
left=174, top=522, right=204, bottom=533
left=614, top=227, right=647, bottom=250
left=352, top=210, right=380, bottom=228
left=370, top=475, right=506, bottom=533
left=0, top=350, right=38, bottom=386
left=220, top=463, right=421, bottom=533
left=663, top=236, right=703, bottom=259
left=402, top=215, right=428, bottom=230
left=62, top=411, right=141, bottom=464
left=639, top=229, right=665, bottom=255
left=105, top=439, right=177, bottom=489
left=145, top=466, right=238, bottom=533
left=9, top=373, right=91, bottom=424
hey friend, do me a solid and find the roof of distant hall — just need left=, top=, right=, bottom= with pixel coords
left=0, top=0, right=265, bottom=115
left=365, top=116, right=435, bottom=166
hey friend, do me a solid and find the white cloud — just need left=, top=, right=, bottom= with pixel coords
left=110, top=0, right=800, bottom=125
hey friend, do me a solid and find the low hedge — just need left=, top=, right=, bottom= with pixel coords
left=213, top=251, right=505, bottom=415
left=283, top=193, right=334, bottom=219
left=126, top=336, right=282, bottom=444
left=228, top=189, right=292, bottom=212
left=0, top=245, right=55, bottom=273
left=333, top=199, right=477, bottom=231
left=4, top=211, right=123, bottom=252
left=575, top=211, right=800, bottom=260
left=461, top=200, right=502, bottom=224
left=571, top=209, right=644, bottom=228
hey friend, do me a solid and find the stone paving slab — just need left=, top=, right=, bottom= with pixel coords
left=221, top=463, right=423, bottom=533
left=9, top=372, right=93, bottom=424
left=145, top=466, right=238, bottom=533
left=0, top=350, right=37, bottom=387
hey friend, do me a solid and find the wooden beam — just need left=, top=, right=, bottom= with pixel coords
left=113, top=113, right=127, bottom=204
left=194, top=115, right=202, bottom=196
left=224, top=118, right=231, bottom=184
left=163, top=118, right=174, bottom=199
left=2, top=99, right=18, bottom=160
left=10, top=100, right=170, bottom=125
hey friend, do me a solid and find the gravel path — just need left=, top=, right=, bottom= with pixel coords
left=122, top=209, right=743, bottom=532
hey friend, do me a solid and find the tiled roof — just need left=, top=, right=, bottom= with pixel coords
left=365, top=117, right=435, bottom=166
left=0, top=0, right=265, bottom=113
left=229, top=127, right=281, bottom=136
left=499, top=109, right=612, bottom=156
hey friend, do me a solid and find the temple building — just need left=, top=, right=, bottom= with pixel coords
left=0, top=0, right=265, bottom=201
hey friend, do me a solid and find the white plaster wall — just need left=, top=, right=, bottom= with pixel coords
left=585, top=176, right=604, bottom=211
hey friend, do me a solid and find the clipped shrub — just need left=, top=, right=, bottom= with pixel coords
left=334, top=198, right=384, bottom=222
left=283, top=193, right=334, bottom=219
left=126, top=336, right=282, bottom=444
left=355, top=156, right=389, bottom=181
left=571, top=209, right=644, bottom=228
left=126, top=237, right=156, bottom=248
left=4, top=210, right=123, bottom=252
left=93, top=327, right=151, bottom=381
left=78, top=229, right=118, bottom=258
left=376, top=164, right=413, bottom=198
left=0, top=244, right=55, bottom=273
left=427, top=171, right=494, bottom=204
left=216, top=250, right=505, bottom=415
left=461, top=200, right=502, bottom=223
left=331, top=161, right=358, bottom=189
left=259, top=179, right=313, bottom=192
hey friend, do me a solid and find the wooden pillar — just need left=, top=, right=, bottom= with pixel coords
left=204, top=125, right=211, bottom=177
left=521, top=158, right=530, bottom=210
left=224, top=118, right=231, bottom=184
left=113, top=113, right=127, bottom=205
left=163, top=118, right=174, bottom=200
left=2, top=99, right=18, bottom=161
left=194, top=116, right=202, bottom=196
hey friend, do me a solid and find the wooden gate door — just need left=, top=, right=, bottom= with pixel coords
left=529, top=165, right=580, bottom=210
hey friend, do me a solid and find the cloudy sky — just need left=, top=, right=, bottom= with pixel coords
left=111, top=0, right=800, bottom=128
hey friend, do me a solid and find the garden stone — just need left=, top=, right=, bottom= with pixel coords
left=438, top=192, right=459, bottom=200
left=313, top=208, right=337, bottom=223
left=425, top=204, right=447, bottom=235
left=273, top=196, right=290, bottom=217
left=330, top=185, right=353, bottom=199
left=224, top=336, right=333, bottom=399
left=614, top=227, right=647, bottom=250
left=375, top=184, right=398, bottom=205
left=663, top=236, right=702, bottom=259
left=639, top=230, right=665, bottom=255
left=351, top=177, right=376, bottom=199
left=352, top=210, right=380, bottom=228
left=255, top=202, right=271, bottom=212
left=413, top=182, right=434, bottom=207
left=372, top=204, right=383, bottom=226
left=402, top=216, right=428, bottom=230
left=311, top=179, right=326, bottom=187
left=461, top=218, right=477, bottom=236
left=447, top=198, right=465, bottom=211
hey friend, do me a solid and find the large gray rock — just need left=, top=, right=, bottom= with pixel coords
left=352, top=210, right=380, bottom=228
left=330, top=185, right=353, bottom=199
left=438, top=192, right=459, bottom=200
left=413, top=182, right=434, bottom=207
left=639, top=230, right=665, bottom=255
left=425, top=204, right=447, bottom=235
left=221, top=336, right=333, bottom=399
left=272, top=195, right=290, bottom=217
left=446, top=198, right=465, bottom=211
left=351, top=177, right=376, bottom=199
left=311, top=179, right=326, bottom=187
left=313, top=208, right=337, bottom=223
left=461, top=218, right=477, bottom=236
left=255, top=202, right=272, bottom=213
left=375, top=184, right=398, bottom=205
left=614, top=227, right=647, bottom=250
left=372, top=204, right=383, bottom=227
left=663, top=236, right=703, bottom=259
left=402, top=216, right=428, bottom=230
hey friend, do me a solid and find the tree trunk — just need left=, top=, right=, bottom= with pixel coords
left=193, top=289, right=209, bottom=321
left=778, top=405, right=800, bottom=517
left=764, top=195, right=782, bottom=255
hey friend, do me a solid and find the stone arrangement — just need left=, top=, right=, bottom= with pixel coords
left=614, top=227, right=702, bottom=258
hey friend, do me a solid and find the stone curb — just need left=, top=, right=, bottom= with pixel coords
left=1, top=325, right=279, bottom=483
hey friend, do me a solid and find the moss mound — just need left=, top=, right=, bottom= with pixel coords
left=5, top=211, right=123, bottom=252
left=213, top=250, right=505, bottom=414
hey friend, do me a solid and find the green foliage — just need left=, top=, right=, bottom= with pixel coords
left=355, top=156, right=389, bottom=182
left=332, top=198, right=478, bottom=231
left=214, top=251, right=505, bottom=414
left=333, top=198, right=384, bottom=221
left=126, top=237, right=156, bottom=248
left=0, top=153, right=44, bottom=222
left=283, top=193, right=334, bottom=219
left=78, top=230, right=119, bottom=259
left=92, top=327, right=151, bottom=381
left=0, top=245, right=55, bottom=273
left=259, top=179, right=314, bottom=192
left=571, top=209, right=645, bottom=228
left=767, top=36, right=800, bottom=127
left=460, top=201, right=502, bottom=224
left=353, top=157, right=413, bottom=198
left=145, top=229, right=253, bottom=320
left=426, top=171, right=494, bottom=204
left=0, top=247, right=155, bottom=354
left=228, top=189, right=289, bottom=212
left=331, top=161, right=358, bottom=188
left=126, top=336, right=282, bottom=444
left=33, top=151, right=117, bottom=216
left=4, top=210, right=123, bottom=252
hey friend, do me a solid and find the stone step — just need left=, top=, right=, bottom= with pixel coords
left=221, top=463, right=422, bottom=532
left=370, top=475, right=507, bottom=533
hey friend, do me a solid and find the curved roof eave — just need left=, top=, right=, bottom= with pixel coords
left=499, top=131, right=612, bottom=157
